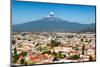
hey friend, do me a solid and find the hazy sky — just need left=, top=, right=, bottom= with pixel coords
left=12, top=0, right=96, bottom=24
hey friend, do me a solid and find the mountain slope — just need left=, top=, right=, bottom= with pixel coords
left=79, top=23, right=96, bottom=32
left=12, top=12, right=95, bottom=32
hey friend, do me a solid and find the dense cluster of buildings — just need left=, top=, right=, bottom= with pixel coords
left=12, top=32, right=96, bottom=65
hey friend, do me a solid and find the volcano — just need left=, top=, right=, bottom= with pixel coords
left=12, top=12, right=95, bottom=32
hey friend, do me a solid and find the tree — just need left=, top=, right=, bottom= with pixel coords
left=53, top=56, right=59, bottom=61
left=12, top=39, right=16, bottom=44
left=81, top=38, right=84, bottom=42
left=20, top=58, right=25, bottom=64
left=89, top=56, right=93, bottom=61
left=57, top=52, right=66, bottom=59
left=36, top=45, right=43, bottom=52
left=52, top=51, right=57, bottom=57
left=28, top=39, right=31, bottom=41
left=24, top=61, right=28, bottom=66
left=42, top=50, right=51, bottom=54
left=22, top=33, right=26, bottom=36
left=14, top=47, right=17, bottom=54
left=75, top=44, right=79, bottom=50
left=13, top=53, right=19, bottom=63
left=82, top=44, right=85, bottom=55
left=13, top=47, right=19, bottom=63
left=20, top=52, right=27, bottom=57
left=18, top=38, right=21, bottom=40
left=51, top=40, right=61, bottom=48
left=67, top=35, right=73, bottom=38
left=52, top=51, right=66, bottom=60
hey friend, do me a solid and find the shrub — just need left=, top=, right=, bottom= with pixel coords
left=68, top=54, right=80, bottom=60
left=42, top=50, right=51, bottom=54
left=57, top=52, right=66, bottom=59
